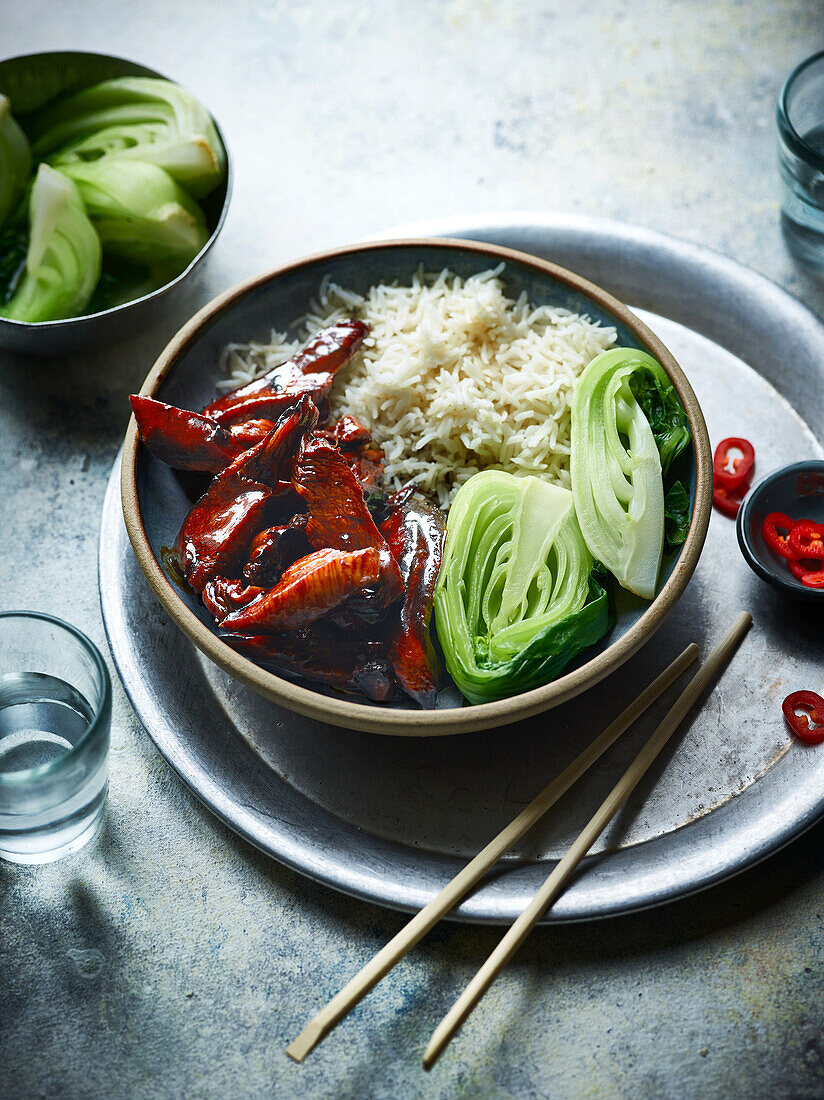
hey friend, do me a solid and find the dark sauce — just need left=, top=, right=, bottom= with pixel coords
left=173, top=468, right=211, bottom=504
left=160, top=545, right=191, bottom=595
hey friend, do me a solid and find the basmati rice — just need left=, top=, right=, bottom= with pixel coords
left=219, top=266, right=617, bottom=507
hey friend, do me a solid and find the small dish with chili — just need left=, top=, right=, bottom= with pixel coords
left=737, top=459, right=824, bottom=602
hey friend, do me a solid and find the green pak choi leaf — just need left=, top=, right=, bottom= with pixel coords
left=433, top=471, right=611, bottom=704
left=30, top=77, right=225, bottom=199
left=664, top=480, right=690, bottom=547
left=0, top=164, right=100, bottom=323
left=58, top=159, right=209, bottom=267
left=0, top=95, right=32, bottom=230
left=628, top=361, right=691, bottom=476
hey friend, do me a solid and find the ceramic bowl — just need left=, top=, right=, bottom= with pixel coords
left=122, top=238, right=712, bottom=734
left=737, top=460, right=824, bottom=603
left=0, top=51, right=232, bottom=355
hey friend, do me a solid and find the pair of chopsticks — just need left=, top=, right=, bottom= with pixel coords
left=287, top=611, right=752, bottom=1069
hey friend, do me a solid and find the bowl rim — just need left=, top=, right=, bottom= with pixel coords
left=121, top=236, right=713, bottom=735
left=0, top=49, right=232, bottom=331
left=736, top=459, right=824, bottom=602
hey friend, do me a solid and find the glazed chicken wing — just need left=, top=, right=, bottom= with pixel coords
left=292, top=434, right=403, bottom=605
left=380, top=489, right=445, bottom=708
left=201, top=320, right=369, bottom=427
left=220, top=547, right=382, bottom=633
left=242, top=514, right=311, bottom=588
left=130, top=395, right=278, bottom=474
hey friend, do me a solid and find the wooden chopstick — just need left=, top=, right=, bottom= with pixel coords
left=286, top=640, right=700, bottom=1064
left=423, top=611, right=752, bottom=1070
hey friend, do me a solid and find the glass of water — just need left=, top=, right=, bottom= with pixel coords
left=0, top=611, right=111, bottom=864
left=778, top=50, right=824, bottom=269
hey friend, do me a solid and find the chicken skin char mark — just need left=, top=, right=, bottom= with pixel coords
left=201, top=320, right=370, bottom=427
left=292, top=434, right=404, bottom=606
left=379, top=488, right=445, bottom=708
left=222, top=628, right=395, bottom=703
left=176, top=397, right=318, bottom=593
left=242, top=514, right=311, bottom=588
left=220, top=547, right=383, bottom=633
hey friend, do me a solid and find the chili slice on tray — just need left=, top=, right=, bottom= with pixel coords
left=711, top=436, right=754, bottom=518
left=713, top=437, right=755, bottom=492
left=782, top=690, right=824, bottom=745
left=712, top=484, right=745, bottom=518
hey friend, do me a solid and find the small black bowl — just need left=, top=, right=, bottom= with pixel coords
left=0, top=51, right=232, bottom=355
left=737, top=460, right=824, bottom=602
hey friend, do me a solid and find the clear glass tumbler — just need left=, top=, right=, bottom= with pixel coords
left=0, top=611, right=111, bottom=863
left=778, top=50, right=824, bottom=269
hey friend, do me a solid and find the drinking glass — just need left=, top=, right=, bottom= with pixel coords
left=778, top=50, right=824, bottom=269
left=0, top=611, right=111, bottom=863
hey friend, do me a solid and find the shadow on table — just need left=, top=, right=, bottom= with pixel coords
left=0, top=286, right=210, bottom=455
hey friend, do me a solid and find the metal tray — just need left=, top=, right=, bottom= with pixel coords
left=99, top=214, right=824, bottom=924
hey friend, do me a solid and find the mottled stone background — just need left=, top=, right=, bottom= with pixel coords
left=2, top=2, right=823, bottom=1097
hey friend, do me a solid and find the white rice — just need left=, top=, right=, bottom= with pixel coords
left=219, top=265, right=616, bottom=507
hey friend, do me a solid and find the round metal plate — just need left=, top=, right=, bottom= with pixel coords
left=99, top=214, right=824, bottom=923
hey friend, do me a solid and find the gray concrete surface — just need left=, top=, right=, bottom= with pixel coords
left=2, top=2, right=824, bottom=1097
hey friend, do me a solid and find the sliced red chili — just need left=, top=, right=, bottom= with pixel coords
left=713, top=483, right=748, bottom=518
left=782, top=690, right=824, bottom=744
left=713, top=437, right=755, bottom=492
left=761, top=512, right=797, bottom=560
left=801, top=570, right=824, bottom=589
left=788, top=557, right=823, bottom=581
left=788, top=519, right=824, bottom=560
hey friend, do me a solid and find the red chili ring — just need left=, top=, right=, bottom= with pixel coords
left=788, top=557, right=824, bottom=582
left=761, top=512, right=798, bottom=561
left=783, top=690, right=824, bottom=744
left=788, top=519, right=824, bottom=561
left=713, top=437, right=755, bottom=492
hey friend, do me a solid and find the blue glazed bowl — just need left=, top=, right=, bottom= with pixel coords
left=0, top=51, right=232, bottom=355
left=737, top=460, right=824, bottom=603
left=121, top=238, right=711, bottom=734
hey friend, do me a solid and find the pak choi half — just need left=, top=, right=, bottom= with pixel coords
left=434, top=471, right=610, bottom=704
left=0, top=164, right=100, bottom=323
left=570, top=348, right=691, bottom=600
